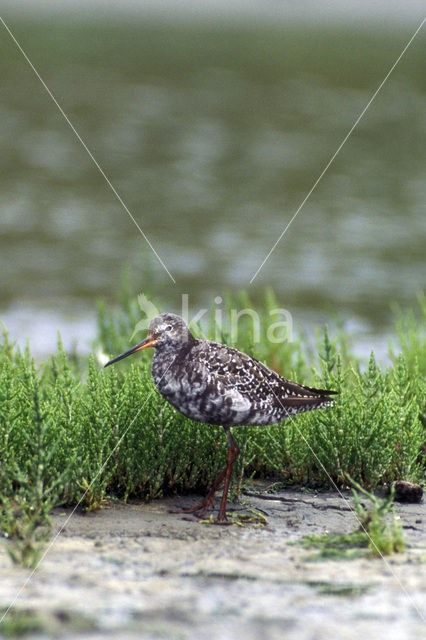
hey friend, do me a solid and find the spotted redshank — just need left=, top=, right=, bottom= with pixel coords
left=105, top=313, right=337, bottom=522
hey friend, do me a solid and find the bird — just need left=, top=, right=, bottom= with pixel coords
left=105, top=312, right=338, bottom=522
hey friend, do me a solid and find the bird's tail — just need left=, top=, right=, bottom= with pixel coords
left=280, top=381, right=338, bottom=413
left=302, top=384, right=339, bottom=396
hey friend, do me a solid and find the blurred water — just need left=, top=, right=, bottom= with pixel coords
left=0, top=16, right=425, bottom=357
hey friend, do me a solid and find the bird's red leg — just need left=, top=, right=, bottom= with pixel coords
left=173, top=427, right=239, bottom=520
left=216, top=427, right=240, bottom=522
left=172, top=465, right=228, bottom=517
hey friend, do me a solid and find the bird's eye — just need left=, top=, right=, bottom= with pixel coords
left=164, top=325, right=172, bottom=332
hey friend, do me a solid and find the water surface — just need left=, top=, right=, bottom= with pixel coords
left=0, top=17, right=424, bottom=356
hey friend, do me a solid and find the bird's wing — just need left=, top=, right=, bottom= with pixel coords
left=194, top=342, right=334, bottom=406
left=177, top=341, right=336, bottom=425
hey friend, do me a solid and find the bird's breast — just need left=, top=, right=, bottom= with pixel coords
left=151, top=349, right=252, bottom=425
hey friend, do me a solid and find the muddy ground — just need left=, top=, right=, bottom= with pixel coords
left=1, top=483, right=425, bottom=639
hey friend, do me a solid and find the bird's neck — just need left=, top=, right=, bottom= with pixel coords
left=153, top=333, right=198, bottom=369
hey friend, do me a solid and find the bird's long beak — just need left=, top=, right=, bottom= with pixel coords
left=104, top=336, right=157, bottom=368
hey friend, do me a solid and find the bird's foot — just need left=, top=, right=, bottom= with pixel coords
left=195, top=512, right=233, bottom=525
left=213, top=515, right=232, bottom=525
left=170, top=495, right=215, bottom=518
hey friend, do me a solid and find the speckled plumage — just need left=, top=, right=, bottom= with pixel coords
left=105, top=312, right=337, bottom=521
left=149, top=314, right=336, bottom=427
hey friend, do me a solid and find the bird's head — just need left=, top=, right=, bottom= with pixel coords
left=104, top=313, right=192, bottom=367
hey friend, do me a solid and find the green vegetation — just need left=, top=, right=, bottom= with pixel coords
left=200, top=507, right=268, bottom=528
left=0, top=607, right=96, bottom=638
left=307, top=582, right=371, bottom=597
left=0, top=608, right=44, bottom=639
left=0, top=287, right=424, bottom=566
left=299, top=481, right=406, bottom=559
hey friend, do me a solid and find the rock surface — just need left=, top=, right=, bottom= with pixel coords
left=1, top=484, right=425, bottom=639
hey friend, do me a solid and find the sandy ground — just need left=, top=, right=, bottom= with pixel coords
left=0, top=483, right=425, bottom=639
